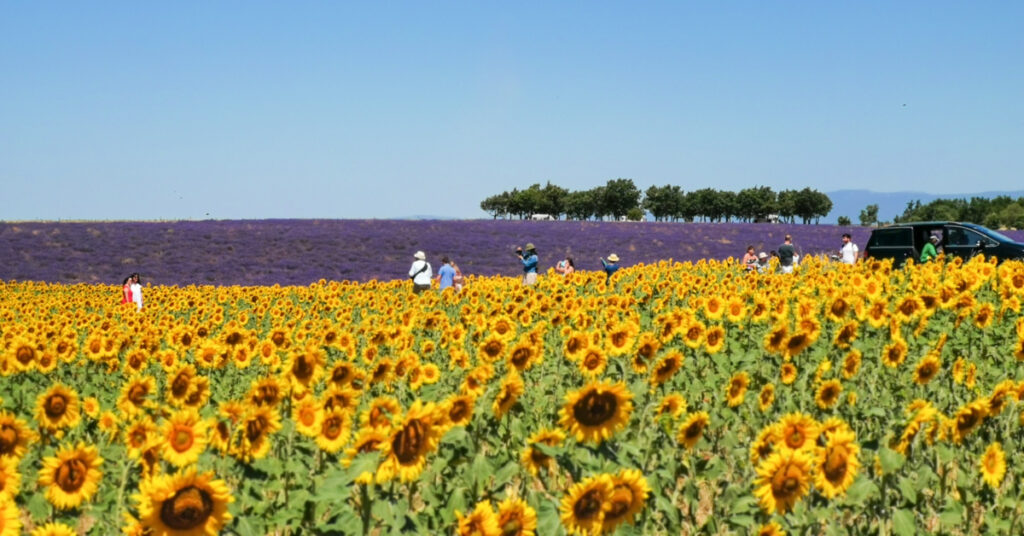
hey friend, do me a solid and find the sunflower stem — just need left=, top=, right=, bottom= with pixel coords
left=113, top=453, right=132, bottom=527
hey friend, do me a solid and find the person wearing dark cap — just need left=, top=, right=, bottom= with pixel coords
left=600, top=253, right=621, bottom=284
left=920, top=235, right=940, bottom=263
left=409, top=250, right=433, bottom=293
left=516, top=243, right=539, bottom=285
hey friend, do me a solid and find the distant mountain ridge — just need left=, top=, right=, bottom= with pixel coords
left=825, top=189, right=1024, bottom=224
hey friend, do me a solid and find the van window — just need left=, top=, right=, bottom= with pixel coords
left=946, top=227, right=985, bottom=246
left=869, top=228, right=912, bottom=247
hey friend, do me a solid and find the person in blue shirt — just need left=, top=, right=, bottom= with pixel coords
left=436, top=256, right=457, bottom=291
left=601, top=253, right=620, bottom=284
left=516, top=243, right=539, bottom=285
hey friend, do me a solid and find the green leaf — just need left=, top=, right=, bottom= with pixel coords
left=251, top=456, right=284, bottom=476
left=892, top=509, right=916, bottom=536
left=492, top=461, right=519, bottom=489
left=472, top=452, right=494, bottom=492
left=26, top=493, right=50, bottom=522
left=935, top=444, right=955, bottom=464
left=938, top=505, right=964, bottom=528
left=729, top=495, right=758, bottom=515
left=656, top=496, right=680, bottom=526
left=537, top=499, right=561, bottom=535
left=844, top=476, right=880, bottom=505
left=897, top=476, right=917, bottom=504
left=727, top=515, right=756, bottom=528
left=878, top=447, right=905, bottom=474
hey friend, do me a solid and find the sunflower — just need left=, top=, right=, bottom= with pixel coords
left=833, top=321, right=859, bottom=349
left=951, top=357, right=967, bottom=384
left=682, top=321, right=706, bottom=349
left=763, top=324, right=788, bottom=354
left=160, top=409, right=208, bottom=467
left=0, top=410, right=36, bottom=460
left=440, top=394, right=476, bottom=429
left=342, top=428, right=388, bottom=485
left=559, top=381, right=633, bottom=444
left=758, top=383, right=775, bottom=412
left=378, top=401, right=440, bottom=483
left=602, top=469, right=651, bottom=533
left=881, top=338, right=908, bottom=368
left=35, top=383, right=81, bottom=431
left=630, top=333, right=660, bottom=374
left=814, top=428, right=860, bottom=498
left=478, top=334, right=507, bottom=363
left=704, top=325, right=726, bottom=355
left=753, top=448, right=813, bottom=514
left=676, top=411, right=710, bottom=450
left=496, top=497, right=537, bottom=536
left=123, top=419, right=159, bottom=458
left=814, top=380, right=842, bottom=410
left=292, top=397, right=322, bottom=438
left=780, top=363, right=798, bottom=385
left=563, top=332, right=590, bottom=361
left=577, top=348, right=606, bottom=377
left=656, top=393, right=687, bottom=420
left=315, top=408, right=351, bottom=453
left=456, top=501, right=501, bottom=536
left=521, top=428, right=566, bottom=476
left=841, top=349, right=862, bottom=379
left=493, top=373, right=525, bottom=420
left=117, top=375, right=156, bottom=419
left=360, top=396, right=402, bottom=431
left=979, top=442, right=1006, bottom=489
left=559, top=474, right=613, bottom=536
left=233, top=406, right=282, bottom=462
left=284, top=346, right=325, bottom=393
left=135, top=468, right=233, bottom=536
left=28, top=522, right=76, bottom=536
left=248, top=377, right=286, bottom=408
left=951, top=400, right=988, bottom=444
left=650, top=350, right=683, bottom=386
left=37, top=442, right=103, bottom=510
left=0, top=456, right=20, bottom=502
left=723, top=372, right=749, bottom=408
left=0, top=499, right=20, bottom=536
left=776, top=413, right=819, bottom=453
left=757, top=521, right=787, bottom=536
left=782, top=332, right=813, bottom=360
left=913, top=353, right=941, bottom=385
left=750, top=424, right=780, bottom=464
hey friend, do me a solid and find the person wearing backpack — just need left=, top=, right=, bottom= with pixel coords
left=409, top=251, right=433, bottom=294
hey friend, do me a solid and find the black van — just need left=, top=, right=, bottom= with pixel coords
left=864, top=221, right=1024, bottom=267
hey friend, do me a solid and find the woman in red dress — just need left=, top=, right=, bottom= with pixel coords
left=121, top=276, right=133, bottom=305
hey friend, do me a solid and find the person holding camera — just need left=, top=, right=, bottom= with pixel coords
left=742, top=245, right=758, bottom=272
left=600, top=253, right=621, bottom=284
left=516, top=243, right=539, bottom=286
left=409, top=251, right=433, bottom=293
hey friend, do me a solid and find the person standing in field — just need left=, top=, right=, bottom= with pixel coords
left=600, top=254, right=621, bottom=284
left=130, top=273, right=144, bottom=310
left=742, top=245, right=758, bottom=272
left=920, top=235, right=940, bottom=263
left=450, top=260, right=465, bottom=292
left=409, top=251, right=433, bottom=294
left=840, top=233, right=859, bottom=265
left=778, top=235, right=796, bottom=274
left=121, top=276, right=133, bottom=306
left=516, top=243, right=539, bottom=286
left=435, top=256, right=456, bottom=292
left=555, top=257, right=575, bottom=277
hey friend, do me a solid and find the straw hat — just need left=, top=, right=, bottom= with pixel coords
left=524, top=243, right=535, bottom=251
left=607, top=253, right=620, bottom=262
left=413, top=251, right=426, bottom=260
left=758, top=252, right=768, bottom=259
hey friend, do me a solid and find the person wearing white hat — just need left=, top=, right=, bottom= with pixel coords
left=516, top=243, right=539, bottom=286
left=600, top=253, right=621, bottom=285
left=409, top=251, right=433, bottom=293
left=920, top=235, right=940, bottom=263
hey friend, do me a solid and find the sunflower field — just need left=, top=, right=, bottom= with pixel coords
left=2, top=255, right=1024, bottom=536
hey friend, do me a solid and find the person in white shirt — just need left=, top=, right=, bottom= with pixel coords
left=408, top=251, right=433, bottom=294
left=130, top=273, right=144, bottom=310
left=840, top=233, right=859, bottom=265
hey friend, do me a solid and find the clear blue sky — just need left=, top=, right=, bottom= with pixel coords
left=2, top=2, right=1022, bottom=220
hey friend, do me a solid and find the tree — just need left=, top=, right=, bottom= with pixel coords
left=735, top=186, right=777, bottom=222
left=776, top=190, right=798, bottom=224
left=589, top=186, right=609, bottom=220
left=480, top=192, right=510, bottom=219
left=626, top=207, right=645, bottom=221
left=643, top=185, right=683, bottom=222
left=563, top=190, right=594, bottom=221
left=837, top=216, right=852, bottom=226
left=540, top=182, right=568, bottom=219
left=602, top=178, right=641, bottom=220
left=859, top=204, right=879, bottom=227
left=689, top=188, right=718, bottom=222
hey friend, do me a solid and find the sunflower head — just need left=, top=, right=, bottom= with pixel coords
left=560, top=474, right=613, bottom=536
left=676, top=412, right=710, bottom=450
left=559, top=381, right=634, bottom=445
left=37, top=442, right=104, bottom=510
left=753, top=449, right=813, bottom=514
left=135, top=468, right=233, bottom=536
left=601, top=469, right=651, bottom=533
left=814, top=428, right=861, bottom=499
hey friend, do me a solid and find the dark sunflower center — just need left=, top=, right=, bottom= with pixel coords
left=357, top=439, right=381, bottom=454
left=685, top=421, right=703, bottom=440
left=584, top=353, right=602, bottom=370
left=707, top=332, right=721, bottom=346
left=501, top=517, right=523, bottom=536
left=771, top=463, right=802, bottom=497
left=957, top=412, right=980, bottom=431
left=332, top=366, right=351, bottom=384
left=449, top=401, right=469, bottom=422
left=511, top=348, right=531, bottom=367
left=573, top=489, right=603, bottom=520
left=225, top=332, right=242, bottom=346
left=323, top=416, right=343, bottom=439
left=172, top=375, right=191, bottom=397
left=160, top=486, right=214, bottom=530
left=605, top=484, right=635, bottom=519
left=246, top=416, right=268, bottom=442
left=786, top=430, right=805, bottom=449
left=16, top=345, right=35, bottom=365
left=729, top=381, right=744, bottom=397
left=572, top=391, right=618, bottom=427
left=45, top=394, right=68, bottom=418
left=611, top=332, right=628, bottom=347
left=0, top=425, right=19, bottom=454
left=824, top=448, right=847, bottom=481
left=55, top=458, right=88, bottom=492
left=484, top=341, right=502, bottom=357
left=128, top=385, right=148, bottom=405
left=392, top=420, right=425, bottom=464
left=293, top=356, right=314, bottom=381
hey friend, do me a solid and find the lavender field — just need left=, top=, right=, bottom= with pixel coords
left=3, top=219, right=1021, bottom=286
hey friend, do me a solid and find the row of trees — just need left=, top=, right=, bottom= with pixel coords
left=480, top=180, right=834, bottom=224
left=891, top=196, right=1024, bottom=229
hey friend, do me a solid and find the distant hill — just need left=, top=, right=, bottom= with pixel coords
left=826, top=189, right=1024, bottom=224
